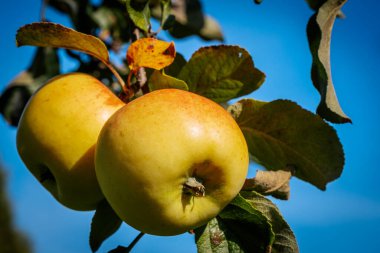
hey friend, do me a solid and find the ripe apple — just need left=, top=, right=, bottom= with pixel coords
left=16, top=73, right=124, bottom=210
left=95, top=89, right=249, bottom=235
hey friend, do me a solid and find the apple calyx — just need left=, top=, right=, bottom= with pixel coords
left=183, top=177, right=206, bottom=197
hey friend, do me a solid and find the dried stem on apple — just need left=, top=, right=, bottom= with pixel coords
left=183, top=177, right=206, bottom=197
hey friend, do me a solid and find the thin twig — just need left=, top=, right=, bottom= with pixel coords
left=107, top=232, right=145, bottom=253
left=132, top=28, right=148, bottom=92
left=102, top=60, right=128, bottom=96
left=126, top=232, right=145, bottom=252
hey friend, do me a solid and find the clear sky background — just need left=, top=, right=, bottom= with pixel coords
left=1, top=0, right=380, bottom=252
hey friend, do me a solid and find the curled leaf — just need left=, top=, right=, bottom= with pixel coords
left=16, top=22, right=110, bottom=64
left=307, top=0, right=351, bottom=123
left=227, top=99, right=267, bottom=120
left=126, top=38, right=176, bottom=73
left=243, top=170, right=292, bottom=200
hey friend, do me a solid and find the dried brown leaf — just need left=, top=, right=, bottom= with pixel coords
left=243, top=170, right=292, bottom=200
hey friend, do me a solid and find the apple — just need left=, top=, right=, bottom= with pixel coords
left=95, top=89, right=249, bottom=235
left=16, top=73, right=124, bottom=210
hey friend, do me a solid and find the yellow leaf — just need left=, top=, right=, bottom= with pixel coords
left=127, top=38, right=176, bottom=73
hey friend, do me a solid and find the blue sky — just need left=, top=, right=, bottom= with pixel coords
left=1, top=0, right=380, bottom=252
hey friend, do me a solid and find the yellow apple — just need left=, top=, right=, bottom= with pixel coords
left=95, top=89, right=249, bottom=235
left=16, top=73, right=124, bottom=210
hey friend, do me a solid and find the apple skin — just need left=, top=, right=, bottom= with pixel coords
left=95, top=89, right=249, bottom=235
left=16, top=73, right=124, bottom=211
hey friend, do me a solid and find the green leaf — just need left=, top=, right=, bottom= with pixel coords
left=148, top=70, right=188, bottom=91
left=16, top=22, right=110, bottom=64
left=125, top=0, right=151, bottom=32
left=231, top=99, right=344, bottom=190
left=195, top=194, right=274, bottom=253
left=195, top=218, right=243, bottom=253
left=0, top=47, right=60, bottom=126
left=240, top=191, right=299, bottom=253
left=160, top=0, right=174, bottom=30
left=90, top=200, right=122, bottom=253
left=307, top=0, right=351, bottom=123
left=178, top=46, right=265, bottom=103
